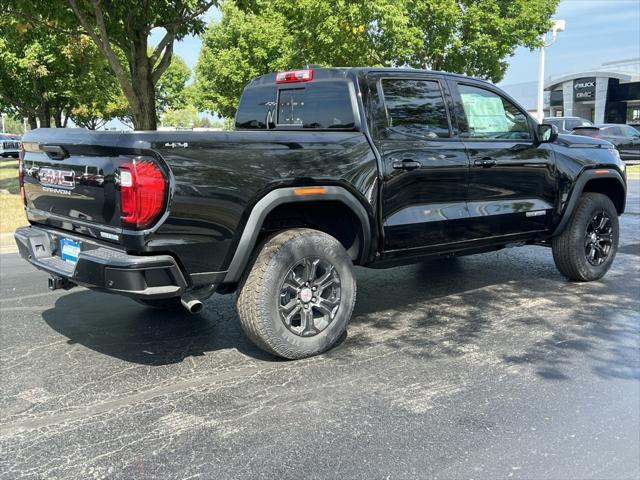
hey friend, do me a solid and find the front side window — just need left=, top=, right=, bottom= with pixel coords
left=458, top=84, right=531, bottom=140
left=381, top=79, right=450, bottom=138
left=621, top=125, right=640, bottom=137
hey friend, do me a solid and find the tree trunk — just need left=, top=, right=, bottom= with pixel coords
left=28, top=116, right=38, bottom=130
left=128, top=35, right=158, bottom=131
left=38, top=102, right=51, bottom=128
left=53, top=110, right=63, bottom=128
left=63, top=108, right=71, bottom=128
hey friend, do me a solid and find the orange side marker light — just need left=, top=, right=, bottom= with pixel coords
left=293, top=187, right=327, bottom=196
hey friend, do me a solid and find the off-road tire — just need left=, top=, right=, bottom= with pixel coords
left=552, top=192, right=619, bottom=281
left=236, top=228, right=356, bottom=359
left=134, top=298, right=183, bottom=310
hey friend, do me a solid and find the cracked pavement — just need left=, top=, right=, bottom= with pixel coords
left=1, top=180, right=639, bottom=479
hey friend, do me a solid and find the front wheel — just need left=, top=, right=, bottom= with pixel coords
left=236, top=228, right=356, bottom=359
left=552, top=192, right=619, bottom=281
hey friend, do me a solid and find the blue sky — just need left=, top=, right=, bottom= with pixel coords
left=151, top=0, right=640, bottom=92
left=500, top=0, right=640, bottom=85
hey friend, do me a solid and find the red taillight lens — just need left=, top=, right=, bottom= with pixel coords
left=275, top=69, right=313, bottom=83
left=18, top=144, right=26, bottom=206
left=119, top=160, right=166, bottom=229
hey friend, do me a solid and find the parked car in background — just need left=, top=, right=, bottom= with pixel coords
left=543, top=116, right=593, bottom=133
left=572, top=124, right=640, bottom=161
left=0, top=134, right=21, bottom=158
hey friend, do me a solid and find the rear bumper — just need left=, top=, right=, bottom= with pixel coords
left=14, top=226, right=188, bottom=299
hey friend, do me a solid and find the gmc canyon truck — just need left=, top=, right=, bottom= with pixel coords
left=15, top=68, right=626, bottom=359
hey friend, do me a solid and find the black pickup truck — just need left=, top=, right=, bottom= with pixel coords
left=15, top=67, right=627, bottom=359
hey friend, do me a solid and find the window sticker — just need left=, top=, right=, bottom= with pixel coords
left=460, top=92, right=509, bottom=134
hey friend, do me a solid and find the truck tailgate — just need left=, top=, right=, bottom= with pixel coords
left=21, top=133, right=168, bottom=244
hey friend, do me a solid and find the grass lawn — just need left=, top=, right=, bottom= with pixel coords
left=0, top=157, right=20, bottom=194
left=627, top=164, right=640, bottom=178
left=0, top=158, right=27, bottom=234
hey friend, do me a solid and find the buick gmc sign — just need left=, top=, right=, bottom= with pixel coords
left=574, top=77, right=596, bottom=102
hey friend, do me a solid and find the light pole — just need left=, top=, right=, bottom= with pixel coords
left=536, top=19, right=566, bottom=123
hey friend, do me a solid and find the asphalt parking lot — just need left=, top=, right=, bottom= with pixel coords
left=1, top=181, right=639, bottom=480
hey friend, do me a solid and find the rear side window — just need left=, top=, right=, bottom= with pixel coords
left=277, top=83, right=355, bottom=129
left=603, top=126, right=621, bottom=136
left=545, top=119, right=562, bottom=129
left=381, top=79, right=450, bottom=138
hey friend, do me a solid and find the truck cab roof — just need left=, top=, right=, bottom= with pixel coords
left=247, top=66, right=485, bottom=86
left=238, top=67, right=490, bottom=131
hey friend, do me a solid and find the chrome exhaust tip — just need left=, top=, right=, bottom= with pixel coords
left=181, top=295, right=204, bottom=314
left=180, top=284, right=216, bottom=314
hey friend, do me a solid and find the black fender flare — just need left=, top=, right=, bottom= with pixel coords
left=223, top=186, right=372, bottom=283
left=553, top=168, right=626, bottom=236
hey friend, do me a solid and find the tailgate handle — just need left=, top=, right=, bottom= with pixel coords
left=41, top=144, right=68, bottom=160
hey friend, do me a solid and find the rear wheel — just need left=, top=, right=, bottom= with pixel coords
left=236, top=228, right=356, bottom=359
left=552, top=192, right=619, bottom=281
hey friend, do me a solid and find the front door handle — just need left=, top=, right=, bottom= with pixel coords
left=392, top=159, right=422, bottom=171
left=474, top=157, right=497, bottom=168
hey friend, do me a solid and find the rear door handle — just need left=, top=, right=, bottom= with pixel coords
left=392, top=159, right=422, bottom=171
left=474, top=158, right=497, bottom=168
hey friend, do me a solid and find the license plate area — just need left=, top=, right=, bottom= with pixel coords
left=60, top=238, right=81, bottom=263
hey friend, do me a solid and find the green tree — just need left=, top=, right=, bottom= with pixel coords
left=195, top=0, right=559, bottom=118
left=9, top=0, right=219, bottom=130
left=0, top=114, right=24, bottom=135
left=0, top=16, right=119, bottom=129
left=161, top=105, right=200, bottom=128
left=194, top=2, right=294, bottom=118
left=155, top=54, right=191, bottom=115
left=70, top=92, right=129, bottom=130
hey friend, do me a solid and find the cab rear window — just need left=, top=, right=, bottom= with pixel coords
left=236, top=81, right=356, bottom=130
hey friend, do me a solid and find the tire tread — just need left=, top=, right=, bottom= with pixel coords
left=236, top=228, right=354, bottom=359
left=552, top=192, right=618, bottom=281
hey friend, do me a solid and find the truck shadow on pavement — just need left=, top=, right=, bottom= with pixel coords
left=349, top=252, right=639, bottom=382
left=41, top=249, right=639, bottom=381
left=42, top=291, right=276, bottom=365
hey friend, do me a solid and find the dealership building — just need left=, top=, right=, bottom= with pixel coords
left=502, top=58, right=640, bottom=123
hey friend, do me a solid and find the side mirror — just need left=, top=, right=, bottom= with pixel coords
left=538, top=123, right=558, bottom=143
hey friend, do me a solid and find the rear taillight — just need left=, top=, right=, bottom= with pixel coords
left=276, top=69, right=313, bottom=83
left=18, top=144, right=26, bottom=206
left=119, top=159, right=166, bottom=229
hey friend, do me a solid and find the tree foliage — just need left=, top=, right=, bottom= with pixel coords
left=194, top=2, right=294, bottom=118
left=195, top=0, right=559, bottom=118
left=8, top=0, right=218, bottom=130
left=0, top=15, right=121, bottom=129
left=162, top=105, right=200, bottom=127
left=155, top=54, right=191, bottom=115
